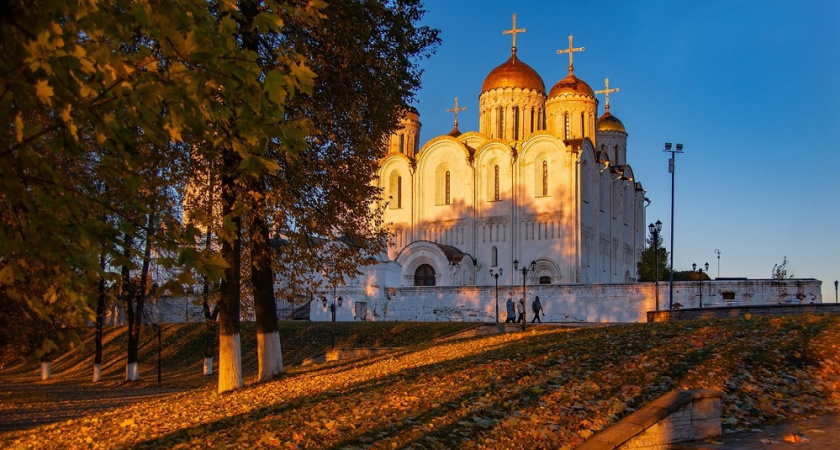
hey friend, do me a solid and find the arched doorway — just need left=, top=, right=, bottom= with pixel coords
left=414, top=264, right=436, bottom=286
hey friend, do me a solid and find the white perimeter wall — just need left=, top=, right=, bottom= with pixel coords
left=310, top=279, right=823, bottom=324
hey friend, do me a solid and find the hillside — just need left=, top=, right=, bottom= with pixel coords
left=1, top=315, right=839, bottom=449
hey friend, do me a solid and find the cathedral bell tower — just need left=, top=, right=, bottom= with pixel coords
left=478, top=14, right=546, bottom=143
left=545, top=35, right=597, bottom=143
left=595, top=78, right=628, bottom=166
left=387, top=107, right=421, bottom=158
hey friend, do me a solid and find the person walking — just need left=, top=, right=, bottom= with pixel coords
left=531, top=295, right=544, bottom=323
left=505, top=297, right=516, bottom=323
left=516, top=298, right=525, bottom=323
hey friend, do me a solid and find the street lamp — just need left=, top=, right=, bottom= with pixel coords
left=714, top=249, right=721, bottom=278
left=835, top=280, right=838, bottom=303
left=513, top=259, right=536, bottom=331
left=321, top=294, right=343, bottom=349
left=648, top=220, right=663, bottom=310
left=664, top=142, right=684, bottom=309
left=692, top=262, right=709, bottom=308
left=490, top=268, right=503, bottom=323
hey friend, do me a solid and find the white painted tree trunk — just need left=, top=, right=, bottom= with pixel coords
left=93, top=364, right=101, bottom=382
left=257, top=331, right=283, bottom=381
left=218, top=333, right=242, bottom=393
left=126, top=362, right=139, bottom=381
left=40, top=362, right=50, bottom=381
left=203, top=357, right=214, bottom=375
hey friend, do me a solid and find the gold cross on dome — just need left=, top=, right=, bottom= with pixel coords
left=595, top=78, right=620, bottom=111
left=446, top=97, right=467, bottom=127
left=503, top=14, right=526, bottom=49
left=557, top=35, right=585, bottom=73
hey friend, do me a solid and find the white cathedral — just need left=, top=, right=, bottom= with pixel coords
left=373, top=23, right=646, bottom=290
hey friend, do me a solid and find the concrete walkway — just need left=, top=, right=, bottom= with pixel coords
left=676, top=413, right=840, bottom=449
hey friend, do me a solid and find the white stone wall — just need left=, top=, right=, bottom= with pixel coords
left=310, top=278, right=823, bottom=324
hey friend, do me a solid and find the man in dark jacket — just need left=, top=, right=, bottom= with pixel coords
left=531, top=296, right=544, bottom=323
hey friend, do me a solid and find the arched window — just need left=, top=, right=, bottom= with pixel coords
left=397, top=176, right=402, bottom=209
left=388, top=171, right=402, bottom=209
left=542, top=160, right=548, bottom=196
left=497, top=106, right=505, bottom=139
left=491, top=247, right=498, bottom=267
left=513, top=106, right=520, bottom=140
left=414, top=264, right=436, bottom=286
left=530, top=107, right=535, bottom=133
left=494, top=165, right=500, bottom=201
left=399, top=134, right=405, bottom=153
left=614, top=145, right=620, bottom=164
left=564, top=112, right=570, bottom=140
left=435, top=164, right=451, bottom=205
left=539, top=276, right=551, bottom=285
left=580, top=112, right=585, bottom=137
left=445, top=171, right=451, bottom=205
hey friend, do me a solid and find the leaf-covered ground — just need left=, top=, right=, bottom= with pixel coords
left=2, top=315, right=840, bottom=449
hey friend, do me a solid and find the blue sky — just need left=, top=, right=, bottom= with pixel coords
left=411, top=0, right=840, bottom=300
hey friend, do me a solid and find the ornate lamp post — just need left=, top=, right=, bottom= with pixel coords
left=648, top=220, right=663, bottom=310
left=513, top=259, right=536, bottom=331
left=692, top=262, right=709, bottom=308
left=714, top=249, right=721, bottom=278
left=321, top=294, right=343, bottom=349
left=490, top=268, right=503, bottom=323
left=664, top=142, right=684, bottom=309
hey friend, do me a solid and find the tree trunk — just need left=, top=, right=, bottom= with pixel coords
left=249, top=194, right=282, bottom=381
left=40, top=356, right=50, bottom=381
left=217, top=147, right=242, bottom=393
left=122, top=231, right=139, bottom=381
left=94, top=252, right=106, bottom=382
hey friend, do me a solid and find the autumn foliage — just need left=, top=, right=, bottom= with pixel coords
left=2, top=315, right=840, bottom=449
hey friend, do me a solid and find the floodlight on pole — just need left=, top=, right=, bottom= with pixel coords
left=664, top=142, right=684, bottom=309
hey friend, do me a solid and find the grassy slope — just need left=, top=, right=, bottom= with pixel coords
left=0, top=321, right=476, bottom=386
left=1, top=315, right=839, bottom=449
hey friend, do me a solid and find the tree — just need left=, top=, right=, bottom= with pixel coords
left=235, top=0, right=440, bottom=383
left=2, top=0, right=315, bottom=381
left=637, top=231, right=669, bottom=282
left=772, top=256, right=793, bottom=280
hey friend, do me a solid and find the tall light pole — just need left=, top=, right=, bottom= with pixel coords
left=490, top=268, right=503, bottom=323
left=648, top=220, right=663, bottom=310
left=664, top=142, right=684, bottom=309
left=513, top=259, right=536, bottom=332
left=714, top=249, right=721, bottom=278
left=835, top=280, right=838, bottom=303
left=693, top=262, right=709, bottom=308
left=321, top=293, right=343, bottom=349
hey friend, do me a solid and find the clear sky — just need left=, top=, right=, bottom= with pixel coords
left=411, top=0, right=840, bottom=301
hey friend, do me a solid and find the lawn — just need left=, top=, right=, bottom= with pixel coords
left=1, top=315, right=839, bottom=449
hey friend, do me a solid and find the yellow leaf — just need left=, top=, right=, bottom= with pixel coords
left=36, top=79, right=54, bottom=105
left=164, top=121, right=183, bottom=142
left=14, top=112, right=23, bottom=143
left=61, top=104, right=72, bottom=123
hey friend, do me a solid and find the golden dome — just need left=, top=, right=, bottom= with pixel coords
left=548, top=71, right=594, bottom=98
left=481, top=49, right=545, bottom=94
left=597, top=109, right=626, bottom=133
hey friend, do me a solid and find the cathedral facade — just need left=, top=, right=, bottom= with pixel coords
left=375, top=28, right=646, bottom=290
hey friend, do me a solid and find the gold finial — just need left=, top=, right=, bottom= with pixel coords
left=446, top=97, right=467, bottom=127
left=595, top=78, right=620, bottom=111
left=503, top=13, right=526, bottom=51
left=557, top=35, right=585, bottom=73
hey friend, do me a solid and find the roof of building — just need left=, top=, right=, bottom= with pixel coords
left=481, top=49, right=546, bottom=94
